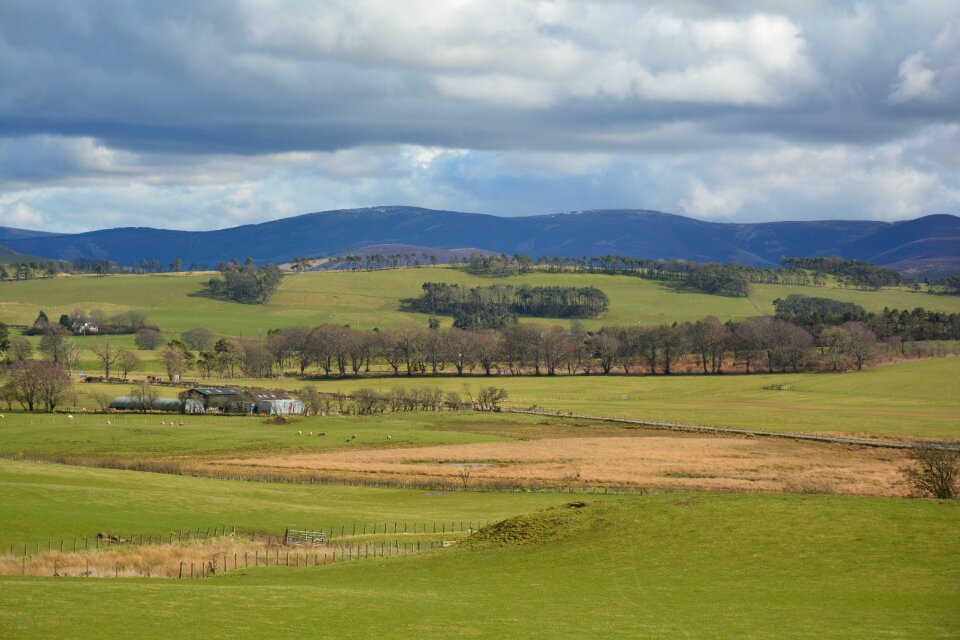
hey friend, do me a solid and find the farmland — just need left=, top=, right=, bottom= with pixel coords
left=64, top=356, right=960, bottom=440
left=0, top=469, right=957, bottom=639
left=1, top=267, right=958, bottom=639
left=1, top=267, right=957, bottom=337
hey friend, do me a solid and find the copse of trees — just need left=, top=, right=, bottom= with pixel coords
left=774, top=295, right=868, bottom=329
left=411, top=282, right=610, bottom=328
left=775, top=295, right=960, bottom=341
left=206, top=261, right=283, bottom=303
left=685, top=264, right=752, bottom=297
left=780, top=257, right=907, bottom=290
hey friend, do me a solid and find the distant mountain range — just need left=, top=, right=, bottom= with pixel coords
left=1, top=207, right=957, bottom=277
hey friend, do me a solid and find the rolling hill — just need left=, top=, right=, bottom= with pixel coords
left=2, top=206, right=957, bottom=275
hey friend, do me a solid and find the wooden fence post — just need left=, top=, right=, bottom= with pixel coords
left=179, top=562, right=184, bottom=578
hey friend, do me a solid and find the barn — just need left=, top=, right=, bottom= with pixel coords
left=179, top=387, right=251, bottom=413
left=249, top=390, right=305, bottom=416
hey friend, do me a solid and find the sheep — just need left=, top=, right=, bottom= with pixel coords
left=386, top=435, right=392, bottom=439
left=161, top=421, right=166, bottom=425
left=318, top=432, right=326, bottom=436
left=67, top=415, right=74, bottom=420
left=297, top=430, right=302, bottom=435
left=308, top=431, right=313, bottom=436
left=106, top=421, right=112, bottom=426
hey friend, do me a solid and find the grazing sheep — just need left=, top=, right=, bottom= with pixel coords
left=318, top=432, right=325, bottom=436
left=308, top=431, right=313, bottom=436
left=297, top=430, right=302, bottom=435
left=345, top=438, right=351, bottom=443
left=161, top=421, right=166, bottom=425
left=386, top=435, right=392, bottom=439
left=67, top=415, right=74, bottom=420
left=107, top=421, right=112, bottom=426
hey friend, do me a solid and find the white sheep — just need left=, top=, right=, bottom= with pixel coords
left=386, top=435, right=392, bottom=439
left=297, top=430, right=302, bottom=435
left=107, top=421, right=112, bottom=426
left=67, top=415, right=74, bottom=420
left=308, top=431, right=313, bottom=436
left=161, top=421, right=166, bottom=425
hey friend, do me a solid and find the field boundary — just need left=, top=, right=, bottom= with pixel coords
left=504, top=408, right=960, bottom=450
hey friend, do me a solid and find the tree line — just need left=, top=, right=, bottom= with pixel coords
left=129, top=312, right=959, bottom=384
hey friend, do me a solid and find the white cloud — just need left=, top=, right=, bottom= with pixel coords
left=679, top=179, right=748, bottom=218
left=886, top=52, right=939, bottom=103
left=0, top=202, right=44, bottom=228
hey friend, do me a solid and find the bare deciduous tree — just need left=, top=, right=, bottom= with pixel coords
left=91, top=336, right=121, bottom=378
left=902, top=447, right=959, bottom=499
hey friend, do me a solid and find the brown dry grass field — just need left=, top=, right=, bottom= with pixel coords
left=212, top=433, right=910, bottom=497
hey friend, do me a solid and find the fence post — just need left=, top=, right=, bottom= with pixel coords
left=179, top=562, right=183, bottom=578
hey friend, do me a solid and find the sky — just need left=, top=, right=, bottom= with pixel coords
left=1, top=0, right=958, bottom=233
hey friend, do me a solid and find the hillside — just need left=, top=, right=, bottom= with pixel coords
left=2, top=206, right=956, bottom=275
left=1, top=267, right=957, bottom=336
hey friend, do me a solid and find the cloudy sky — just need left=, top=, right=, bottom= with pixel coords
left=1, top=0, right=958, bottom=232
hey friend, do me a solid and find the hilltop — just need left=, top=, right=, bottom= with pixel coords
left=2, top=207, right=957, bottom=276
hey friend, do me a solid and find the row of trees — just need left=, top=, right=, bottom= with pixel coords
left=146, top=315, right=903, bottom=382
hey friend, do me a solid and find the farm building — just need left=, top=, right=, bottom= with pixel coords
left=249, top=390, right=305, bottom=416
left=178, top=387, right=304, bottom=415
left=179, top=387, right=251, bottom=413
left=109, top=396, right=202, bottom=413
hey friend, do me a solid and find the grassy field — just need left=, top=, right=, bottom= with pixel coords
left=171, top=357, right=957, bottom=440
left=1, top=489, right=956, bottom=639
left=1, top=267, right=956, bottom=338
left=32, top=356, right=960, bottom=439
left=0, top=411, right=595, bottom=460
left=0, top=459, right=589, bottom=548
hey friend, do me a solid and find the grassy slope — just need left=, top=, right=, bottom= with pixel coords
left=0, top=459, right=589, bottom=547
left=1, top=268, right=957, bottom=337
left=1, top=494, right=957, bottom=639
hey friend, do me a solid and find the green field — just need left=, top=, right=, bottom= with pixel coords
left=1, top=465, right=956, bottom=639
left=0, top=411, right=595, bottom=461
left=1, top=268, right=956, bottom=337
left=66, top=357, right=952, bottom=439
left=303, top=357, right=960, bottom=439
left=0, top=459, right=587, bottom=547
left=18, top=356, right=960, bottom=440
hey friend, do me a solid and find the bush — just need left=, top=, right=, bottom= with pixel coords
left=134, top=328, right=165, bottom=350
left=902, top=447, right=959, bottom=499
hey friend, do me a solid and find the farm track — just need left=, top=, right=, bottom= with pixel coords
left=504, top=408, right=960, bottom=450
